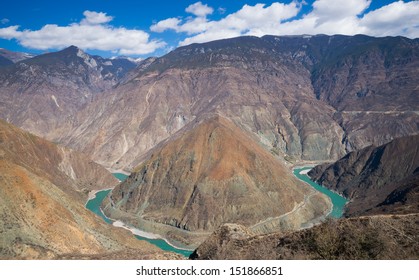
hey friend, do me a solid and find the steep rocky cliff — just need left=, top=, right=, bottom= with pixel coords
left=0, top=120, right=177, bottom=259
left=308, top=134, right=419, bottom=216
left=103, top=116, right=331, bottom=247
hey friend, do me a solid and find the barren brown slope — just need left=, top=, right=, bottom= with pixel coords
left=190, top=214, right=419, bottom=260
left=0, top=119, right=117, bottom=192
left=308, top=134, right=419, bottom=216
left=103, top=116, right=331, bottom=248
left=0, top=120, right=178, bottom=259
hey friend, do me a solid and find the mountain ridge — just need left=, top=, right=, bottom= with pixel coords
left=49, top=34, right=419, bottom=169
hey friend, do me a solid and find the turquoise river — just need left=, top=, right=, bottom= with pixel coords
left=293, top=167, right=348, bottom=218
left=86, top=169, right=347, bottom=257
left=85, top=173, right=193, bottom=257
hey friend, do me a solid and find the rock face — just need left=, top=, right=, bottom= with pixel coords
left=309, top=36, right=419, bottom=112
left=0, top=120, right=177, bottom=259
left=0, top=46, right=136, bottom=139
left=190, top=214, right=419, bottom=260
left=308, top=135, right=419, bottom=216
left=103, top=116, right=331, bottom=247
left=54, top=35, right=419, bottom=169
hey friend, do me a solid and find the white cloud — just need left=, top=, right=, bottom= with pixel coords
left=152, top=2, right=300, bottom=45
left=150, top=18, right=181, bottom=32
left=151, top=2, right=216, bottom=34
left=80, top=11, right=113, bottom=25
left=275, top=0, right=370, bottom=36
left=276, top=0, right=419, bottom=38
left=1, top=18, right=10, bottom=24
left=312, top=0, right=371, bottom=25
left=360, top=0, right=419, bottom=38
left=0, top=25, right=21, bottom=39
left=152, top=0, right=419, bottom=48
left=177, top=2, right=300, bottom=45
left=0, top=11, right=165, bottom=55
left=185, top=2, right=213, bottom=17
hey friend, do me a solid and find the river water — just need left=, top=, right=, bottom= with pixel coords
left=86, top=168, right=346, bottom=257
left=85, top=173, right=193, bottom=257
left=293, top=167, right=347, bottom=218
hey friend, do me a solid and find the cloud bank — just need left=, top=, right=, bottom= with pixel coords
left=152, top=0, right=419, bottom=46
left=0, top=1, right=418, bottom=56
left=0, top=11, right=165, bottom=55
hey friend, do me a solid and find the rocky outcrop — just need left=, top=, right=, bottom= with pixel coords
left=103, top=116, right=331, bottom=247
left=0, top=120, right=175, bottom=259
left=308, top=135, right=419, bottom=216
left=191, top=214, right=419, bottom=260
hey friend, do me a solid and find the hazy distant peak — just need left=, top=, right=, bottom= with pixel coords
left=0, top=48, right=35, bottom=63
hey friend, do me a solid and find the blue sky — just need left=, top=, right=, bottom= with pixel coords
left=1, top=0, right=418, bottom=58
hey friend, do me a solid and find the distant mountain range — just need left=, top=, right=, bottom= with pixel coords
left=0, top=34, right=418, bottom=259
left=1, top=35, right=418, bottom=170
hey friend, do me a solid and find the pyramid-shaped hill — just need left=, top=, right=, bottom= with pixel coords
left=104, top=116, right=331, bottom=247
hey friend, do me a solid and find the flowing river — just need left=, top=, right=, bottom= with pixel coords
left=86, top=168, right=347, bottom=257
left=85, top=173, right=193, bottom=257
left=293, top=167, right=348, bottom=218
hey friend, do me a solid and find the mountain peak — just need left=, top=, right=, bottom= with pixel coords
left=106, top=115, right=331, bottom=246
left=64, top=45, right=81, bottom=52
left=64, top=45, right=87, bottom=56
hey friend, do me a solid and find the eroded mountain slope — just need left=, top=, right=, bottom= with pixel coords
left=0, top=120, right=178, bottom=259
left=102, top=116, right=331, bottom=248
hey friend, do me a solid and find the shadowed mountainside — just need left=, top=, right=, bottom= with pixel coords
left=308, top=134, right=419, bottom=216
